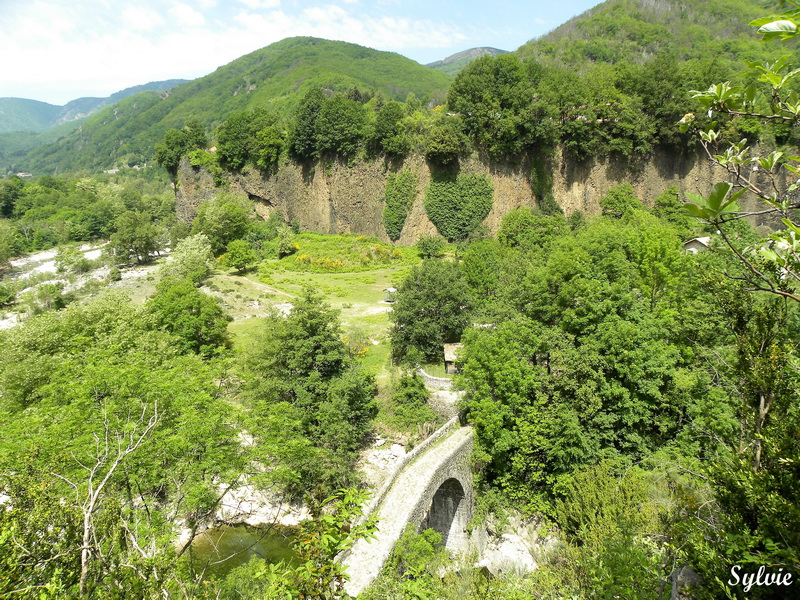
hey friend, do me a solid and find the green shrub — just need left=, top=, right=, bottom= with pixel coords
left=54, top=246, right=96, bottom=275
left=188, top=149, right=216, bottom=168
left=416, top=235, right=445, bottom=258
left=274, top=232, right=418, bottom=273
left=315, top=95, right=366, bottom=159
left=382, top=171, right=418, bottom=241
left=600, top=183, right=642, bottom=218
left=424, top=174, right=493, bottom=241
left=0, top=282, right=16, bottom=306
left=392, top=372, right=429, bottom=408
left=191, top=192, right=251, bottom=254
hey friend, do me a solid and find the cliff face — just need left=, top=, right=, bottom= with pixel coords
left=176, top=148, right=766, bottom=243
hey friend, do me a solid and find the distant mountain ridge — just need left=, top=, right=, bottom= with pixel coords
left=0, top=79, right=188, bottom=134
left=426, top=47, right=508, bottom=76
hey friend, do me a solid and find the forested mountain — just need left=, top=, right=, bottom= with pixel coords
left=11, top=38, right=451, bottom=174
left=517, top=0, right=792, bottom=69
left=0, top=99, right=61, bottom=134
left=0, top=80, right=188, bottom=133
left=426, top=47, right=509, bottom=76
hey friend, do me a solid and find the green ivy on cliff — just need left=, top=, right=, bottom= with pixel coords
left=423, top=173, right=493, bottom=242
left=382, top=171, right=418, bottom=241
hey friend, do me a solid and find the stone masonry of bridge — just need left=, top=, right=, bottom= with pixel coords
left=342, top=422, right=476, bottom=596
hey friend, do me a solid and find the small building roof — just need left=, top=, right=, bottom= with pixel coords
left=443, top=343, right=462, bottom=363
left=683, top=237, right=711, bottom=254
left=684, top=236, right=711, bottom=247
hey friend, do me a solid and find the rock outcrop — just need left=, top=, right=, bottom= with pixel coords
left=176, top=147, right=775, bottom=243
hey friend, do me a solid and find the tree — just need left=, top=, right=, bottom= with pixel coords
left=461, top=238, right=510, bottom=308
left=224, top=238, right=257, bottom=273
left=191, top=192, right=251, bottom=254
left=276, top=223, right=298, bottom=258
left=389, top=259, right=473, bottom=363
left=159, top=233, right=214, bottom=285
left=254, top=125, right=285, bottom=172
left=416, top=235, right=445, bottom=259
left=315, top=94, right=366, bottom=159
left=154, top=121, right=208, bottom=178
left=241, top=288, right=377, bottom=483
left=184, top=118, right=208, bottom=150
left=109, top=210, right=165, bottom=264
left=0, top=176, right=23, bottom=218
left=498, top=207, right=567, bottom=251
left=216, top=108, right=280, bottom=171
left=423, top=119, right=467, bottom=165
left=0, top=293, right=241, bottom=597
left=0, top=219, right=18, bottom=269
left=599, top=183, right=642, bottom=219
left=289, top=87, right=325, bottom=161
left=676, top=17, right=800, bottom=586
left=447, top=54, right=535, bottom=158
left=146, top=277, right=231, bottom=356
left=369, top=101, right=410, bottom=157
left=155, top=129, right=190, bottom=177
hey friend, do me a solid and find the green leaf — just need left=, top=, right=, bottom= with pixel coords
left=682, top=203, right=714, bottom=220
left=757, top=20, right=798, bottom=34
left=781, top=219, right=800, bottom=235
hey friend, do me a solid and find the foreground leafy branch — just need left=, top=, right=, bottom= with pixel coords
left=681, top=3, right=800, bottom=302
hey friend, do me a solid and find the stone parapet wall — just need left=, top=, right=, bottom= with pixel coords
left=357, top=416, right=459, bottom=527
left=417, top=368, right=453, bottom=390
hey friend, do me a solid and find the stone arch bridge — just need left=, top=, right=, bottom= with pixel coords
left=342, top=417, right=476, bottom=596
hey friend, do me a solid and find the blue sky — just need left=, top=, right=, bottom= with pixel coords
left=2, top=0, right=601, bottom=105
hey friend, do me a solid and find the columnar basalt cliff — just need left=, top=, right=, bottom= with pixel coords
left=176, top=148, right=768, bottom=243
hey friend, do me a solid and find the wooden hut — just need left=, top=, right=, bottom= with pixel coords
left=443, top=343, right=462, bottom=375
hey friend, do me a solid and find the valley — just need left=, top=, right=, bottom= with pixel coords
left=1, top=0, right=800, bottom=598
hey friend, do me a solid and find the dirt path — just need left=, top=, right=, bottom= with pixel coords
left=243, top=276, right=295, bottom=298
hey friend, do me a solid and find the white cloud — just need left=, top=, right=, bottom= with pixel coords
left=122, top=6, right=166, bottom=31
left=169, top=3, right=207, bottom=27
left=302, top=5, right=348, bottom=23
left=234, top=5, right=465, bottom=52
left=1, top=0, right=465, bottom=104
left=237, top=0, right=281, bottom=9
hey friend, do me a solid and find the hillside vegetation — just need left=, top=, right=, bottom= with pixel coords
left=14, top=38, right=451, bottom=174
left=517, top=0, right=792, bottom=69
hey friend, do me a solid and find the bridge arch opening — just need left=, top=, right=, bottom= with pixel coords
left=421, top=477, right=468, bottom=550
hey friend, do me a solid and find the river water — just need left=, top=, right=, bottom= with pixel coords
left=187, top=523, right=298, bottom=579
